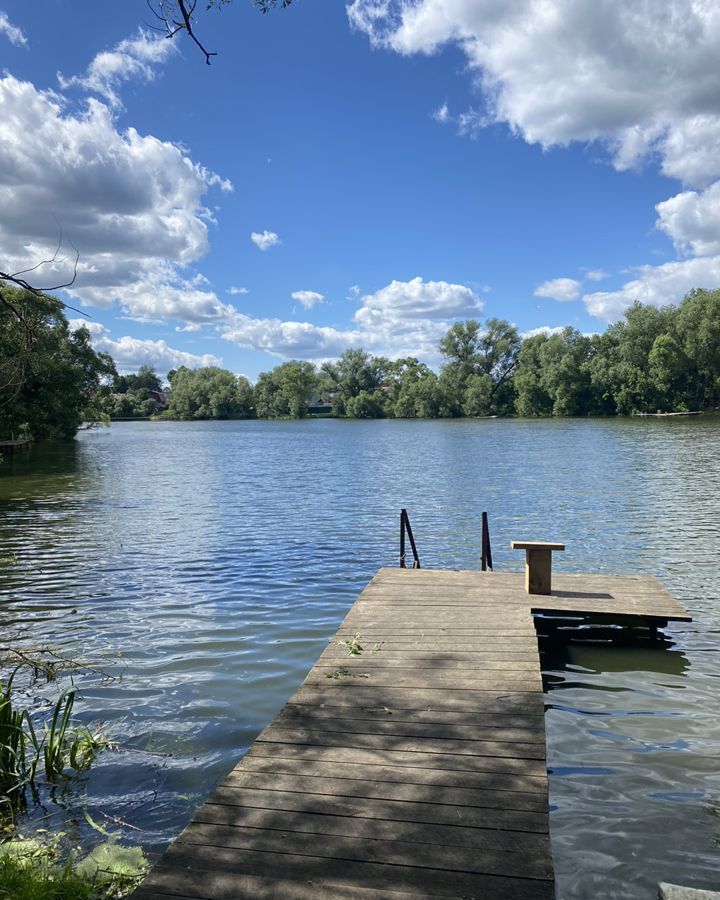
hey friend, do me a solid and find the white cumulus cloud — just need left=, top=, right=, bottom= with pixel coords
left=348, top=0, right=720, bottom=189
left=354, top=276, right=483, bottom=327
left=291, top=290, right=325, bottom=309
left=58, top=29, right=176, bottom=110
left=222, top=312, right=356, bottom=360
left=250, top=230, right=280, bottom=251
left=583, top=255, right=720, bottom=321
left=68, top=321, right=222, bottom=374
left=533, top=278, right=582, bottom=302
left=219, top=276, right=485, bottom=364
left=0, top=74, right=232, bottom=327
left=656, top=181, right=720, bottom=257
left=584, top=179, right=720, bottom=320
left=227, top=286, right=249, bottom=295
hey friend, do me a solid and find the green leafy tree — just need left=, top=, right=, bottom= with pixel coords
left=321, top=349, right=388, bottom=417
left=167, top=367, right=254, bottom=419
left=254, top=360, right=318, bottom=418
left=648, top=333, right=688, bottom=410
left=463, top=372, right=495, bottom=417
left=515, top=328, right=594, bottom=417
left=384, top=358, right=441, bottom=418
left=588, top=303, right=677, bottom=414
left=514, top=334, right=553, bottom=416
left=345, top=390, right=385, bottom=418
left=675, top=288, right=720, bottom=409
left=123, top=365, right=162, bottom=394
left=439, top=318, right=520, bottom=416
left=0, top=285, right=115, bottom=441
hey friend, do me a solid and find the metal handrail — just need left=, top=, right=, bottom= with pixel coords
left=481, top=511, right=493, bottom=571
left=399, top=508, right=420, bottom=569
left=399, top=508, right=490, bottom=571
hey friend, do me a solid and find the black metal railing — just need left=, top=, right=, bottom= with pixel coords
left=399, top=508, right=491, bottom=571
left=399, top=508, right=420, bottom=569
left=481, top=511, right=493, bottom=571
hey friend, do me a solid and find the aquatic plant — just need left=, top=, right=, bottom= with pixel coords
left=1, top=654, right=110, bottom=812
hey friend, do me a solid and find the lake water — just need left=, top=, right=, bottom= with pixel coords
left=1, top=417, right=719, bottom=898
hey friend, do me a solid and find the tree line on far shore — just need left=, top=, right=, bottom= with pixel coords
left=1, top=284, right=719, bottom=442
left=155, top=287, right=720, bottom=421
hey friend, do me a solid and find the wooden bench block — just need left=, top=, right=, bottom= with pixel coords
left=511, top=542, right=565, bottom=595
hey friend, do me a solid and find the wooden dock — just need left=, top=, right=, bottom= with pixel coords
left=0, top=439, right=30, bottom=455
left=134, top=567, right=691, bottom=900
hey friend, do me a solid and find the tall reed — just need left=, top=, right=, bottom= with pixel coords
left=1, top=673, right=107, bottom=807
left=0, top=670, right=31, bottom=797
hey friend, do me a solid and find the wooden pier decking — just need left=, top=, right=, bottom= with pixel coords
left=0, top=439, right=30, bottom=455
left=134, top=567, right=691, bottom=900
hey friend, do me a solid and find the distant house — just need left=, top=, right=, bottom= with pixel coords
left=307, top=397, right=334, bottom=415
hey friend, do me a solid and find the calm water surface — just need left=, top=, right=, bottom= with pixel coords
left=1, top=418, right=719, bottom=898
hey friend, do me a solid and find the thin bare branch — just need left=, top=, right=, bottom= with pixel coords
left=10, top=224, right=67, bottom=279
left=145, top=1, right=294, bottom=63
left=148, top=0, right=217, bottom=64
left=1, top=240, right=88, bottom=319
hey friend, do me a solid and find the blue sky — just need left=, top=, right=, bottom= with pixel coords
left=2, top=1, right=719, bottom=378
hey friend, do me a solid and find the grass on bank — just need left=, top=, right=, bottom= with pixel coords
left=0, top=837, right=148, bottom=899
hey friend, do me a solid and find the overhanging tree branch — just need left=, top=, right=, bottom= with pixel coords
left=1, top=230, right=87, bottom=324
left=147, top=0, right=217, bottom=65
left=146, top=0, right=294, bottom=64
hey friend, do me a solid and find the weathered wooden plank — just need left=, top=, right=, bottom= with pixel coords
left=317, top=654, right=540, bottom=670
left=327, top=644, right=540, bottom=656
left=322, top=649, right=541, bottom=660
left=178, top=822, right=554, bottom=880
left=333, top=634, right=539, bottom=644
left=280, top=701, right=547, bottom=729
left=335, top=623, right=537, bottom=631
left=273, top=709, right=545, bottom=742
left=289, top=683, right=546, bottom=713
left=318, top=656, right=540, bottom=670
left=223, top=770, right=546, bottom=811
left=139, top=848, right=556, bottom=899
left=362, top=569, right=691, bottom=619
left=133, top=879, right=420, bottom=900
left=238, top=754, right=547, bottom=794
left=255, top=725, right=546, bottom=760
left=208, top=785, right=550, bottom=832
left=243, top=742, right=548, bottom=776
left=193, top=802, right=552, bottom=853
left=305, top=670, right=542, bottom=691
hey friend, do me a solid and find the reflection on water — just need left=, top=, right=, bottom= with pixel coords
left=1, top=417, right=719, bottom=898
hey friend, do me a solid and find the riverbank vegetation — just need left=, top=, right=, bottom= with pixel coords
left=158, top=288, right=720, bottom=421
left=95, top=366, right=167, bottom=419
left=0, top=287, right=114, bottom=442
left=0, top=644, right=148, bottom=897
left=1, top=284, right=718, bottom=441
left=0, top=837, right=147, bottom=900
